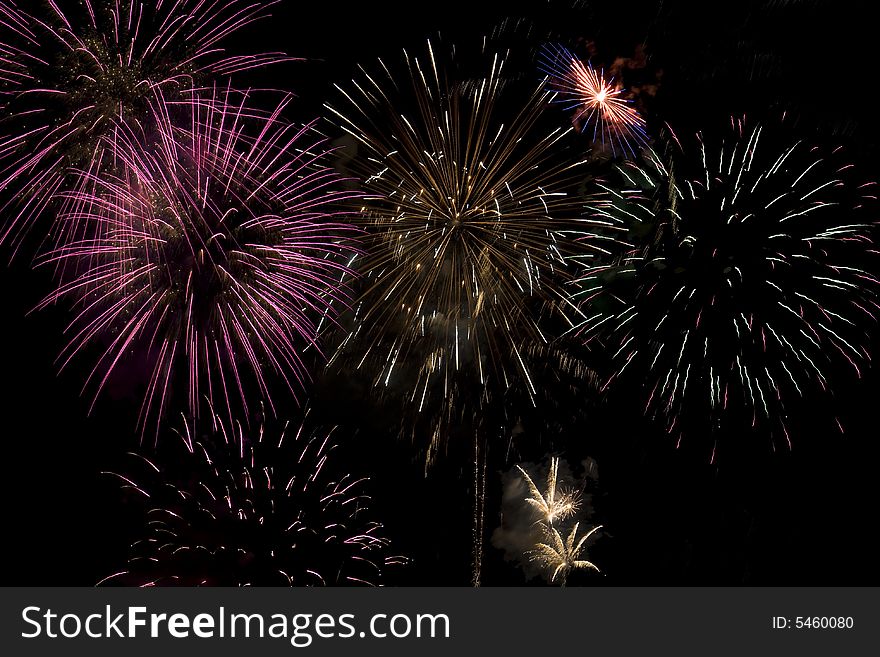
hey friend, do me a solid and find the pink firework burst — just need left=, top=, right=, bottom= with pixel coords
left=38, top=88, right=361, bottom=438
left=539, top=43, right=647, bottom=157
left=0, top=0, right=292, bottom=255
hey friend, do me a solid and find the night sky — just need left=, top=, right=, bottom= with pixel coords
left=2, top=0, right=879, bottom=586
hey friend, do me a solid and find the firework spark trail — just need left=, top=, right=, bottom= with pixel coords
left=472, top=432, right=488, bottom=587
left=516, top=456, right=581, bottom=525
left=531, top=522, right=601, bottom=586
left=539, top=43, right=648, bottom=158
left=572, top=119, right=879, bottom=454
left=37, top=87, right=361, bottom=437
left=325, top=39, right=590, bottom=464
left=0, top=0, right=292, bottom=255
left=100, top=412, right=403, bottom=586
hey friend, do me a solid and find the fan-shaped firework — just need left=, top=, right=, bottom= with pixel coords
left=325, top=40, right=587, bottom=462
left=494, top=455, right=601, bottom=584
left=101, top=414, right=402, bottom=586
left=531, top=522, right=601, bottom=586
left=573, top=119, right=879, bottom=454
left=38, top=89, right=361, bottom=435
left=0, top=0, right=289, bottom=253
left=539, top=43, right=647, bottom=158
left=517, top=456, right=581, bottom=525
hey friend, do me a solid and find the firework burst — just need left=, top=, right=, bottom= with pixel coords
left=531, top=522, right=601, bottom=586
left=38, top=88, right=360, bottom=435
left=100, top=413, right=402, bottom=586
left=0, top=0, right=289, bottom=253
left=539, top=43, right=647, bottom=158
left=325, top=40, right=588, bottom=463
left=495, top=455, right=602, bottom=584
left=517, top=456, right=581, bottom=525
left=573, top=119, right=879, bottom=455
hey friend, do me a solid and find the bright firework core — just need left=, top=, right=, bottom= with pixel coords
left=540, top=43, right=648, bottom=157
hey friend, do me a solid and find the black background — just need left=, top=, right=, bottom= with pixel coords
left=2, top=0, right=878, bottom=586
